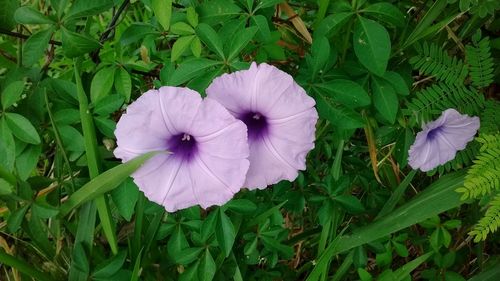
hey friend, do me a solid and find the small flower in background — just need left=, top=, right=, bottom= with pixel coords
left=114, top=87, right=249, bottom=212
left=408, top=109, right=480, bottom=172
left=207, top=62, right=318, bottom=189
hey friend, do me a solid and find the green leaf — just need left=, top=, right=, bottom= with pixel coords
left=198, top=0, right=242, bottom=25
left=5, top=113, right=40, bottom=144
left=176, top=247, right=203, bottom=265
left=58, top=152, right=156, bottom=217
left=14, top=6, right=54, bottom=24
left=1, top=80, right=25, bottom=109
left=334, top=195, right=365, bottom=214
left=167, top=58, right=222, bottom=86
left=54, top=108, right=80, bottom=125
left=0, top=178, right=13, bottom=195
left=196, top=23, right=225, bottom=59
left=171, top=22, right=195, bottom=35
left=314, top=12, right=353, bottom=38
left=58, top=125, right=84, bottom=152
left=186, top=7, right=199, bottom=27
left=171, top=35, right=195, bottom=62
left=61, top=28, right=100, bottom=58
left=252, top=15, right=271, bottom=42
left=114, top=67, right=132, bottom=102
left=7, top=204, right=29, bottom=233
left=309, top=36, right=330, bottom=79
left=94, top=116, right=116, bottom=138
left=92, top=251, right=127, bottom=279
left=0, top=119, right=16, bottom=170
left=0, top=0, right=18, bottom=31
left=353, top=16, right=391, bottom=76
left=15, top=144, right=41, bottom=180
left=0, top=249, right=54, bottom=281
left=65, top=0, right=113, bottom=20
left=152, top=0, right=172, bottom=31
left=93, top=94, right=124, bottom=116
left=362, top=3, right=406, bottom=28
left=119, top=23, right=158, bottom=45
left=216, top=209, right=236, bottom=257
left=227, top=26, right=258, bottom=60
left=315, top=79, right=370, bottom=108
left=111, top=178, right=139, bottom=221
left=316, top=95, right=364, bottom=129
left=190, top=36, right=202, bottom=57
left=306, top=171, right=465, bottom=281
left=383, top=71, right=410, bottom=96
left=198, top=249, right=216, bottom=281
left=225, top=199, right=257, bottom=214
left=23, top=27, right=53, bottom=67
left=90, top=67, right=116, bottom=103
left=371, top=77, right=398, bottom=124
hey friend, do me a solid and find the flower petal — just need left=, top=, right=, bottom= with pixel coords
left=114, top=90, right=170, bottom=162
left=158, top=86, right=202, bottom=134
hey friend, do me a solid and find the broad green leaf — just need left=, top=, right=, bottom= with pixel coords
left=198, top=0, right=242, bottom=25
left=7, top=204, right=29, bottom=233
left=225, top=199, right=257, bottom=214
left=314, top=12, right=353, bottom=38
left=50, top=0, right=68, bottom=18
left=93, top=95, right=124, bottom=116
left=371, top=76, right=398, bottom=124
left=119, top=23, right=158, bottom=45
left=216, top=209, right=236, bottom=257
left=333, top=195, right=365, bottom=214
left=0, top=119, right=16, bottom=170
left=402, top=0, right=447, bottom=49
left=111, top=178, right=139, bottom=221
left=58, top=152, right=156, bottom=217
left=14, top=6, right=54, bottom=24
left=53, top=108, right=80, bottom=125
left=167, top=58, right=222, bottom=86
left=362, top=3, right=406, bottom=28
left=94, top=117, right=115, bottom=138
left=315, top=79, right=370, bottom=108
left=227, top=26, right=258, bottom=60
left=90, top=67, right=116, bottom=103
left=306, top=171, right=465, bottom=281
left=92, top=251, right=127, bottom=279
left=316, top=95, right=364, bottom=129
left=353, top=16, right=391, bottom=76
left=31, top=202, right=59, bottom=219
left=394, top=128, right=414, bottom=167
left=5, top=113, right=40, bottom=144
left=252, top=14, right=271, bottom=42
left=15, top=144, right=41, bottom=180
left=198, top=249, right=216, bottom=281
left=152, top=0, right=172, bottom=31
left=190, top=36, right=202, bottom=57
left=171, top=22, right=195, bottom=35
left=114, top=67, right=132, bottom=102
left=58, top=125, right=84, bottom=152
left=0, top=178, right=13, bottom=195
left=65, top=0, right=113, bottom=20
left=309, top=36, right=330, bottom=79
left=186, top=7, right=199, bottom=27
left=23, top=27, right=53, bottom=67
left=175, top=247, right=203, bottom=265
left=383, top=71, right=410, bottom=96
left=196, top=23, right=225, bottom=59
left=171, top=35, right=195, bottom=62
left=61, top=28, right=100, bottom=58
left=0, top=0, right=18, bottom=30
left=1, top=81, right=25, bottom=109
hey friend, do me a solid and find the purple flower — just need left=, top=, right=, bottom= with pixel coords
left=206, top=62, right=318, bottom=189
left=408, top=109, right=480, bottom=172
left=114, top=87, right=249, bottom=212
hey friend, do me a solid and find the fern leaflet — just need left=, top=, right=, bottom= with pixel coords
left=465, top=37, right=494, bottom=89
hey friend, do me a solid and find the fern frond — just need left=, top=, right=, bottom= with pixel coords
left=469, top=194, right=500, bottom=242
left=465, top=37, right=494, bottom=89
left=404, top=83, right=485, bottom=123
left=410, top=42, right=469, bottom=85
left=479, top=100, right=500, bottom=134
left=457, top=134, right=500, bottom=200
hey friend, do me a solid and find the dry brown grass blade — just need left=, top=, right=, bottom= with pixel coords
left=364, top=123, right=382, bottom=184
left=279, top=2, right=313, bottom=44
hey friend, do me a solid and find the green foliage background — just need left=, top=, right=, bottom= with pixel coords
left=0, top=0, right=499, bottom=280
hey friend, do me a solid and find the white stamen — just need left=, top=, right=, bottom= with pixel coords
left=253, top=113, right=261, bottom=120
left=182, top=133, right=191, bottom=141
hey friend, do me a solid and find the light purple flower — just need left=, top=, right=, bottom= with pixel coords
left=114, top=86, right=249, bottom=212
left=206, top=62, right=318, bottom=189
left=408, top=109, right=480, bottom=172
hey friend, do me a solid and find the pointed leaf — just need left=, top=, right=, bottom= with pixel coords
left=5, top=113, right=40, bottom=144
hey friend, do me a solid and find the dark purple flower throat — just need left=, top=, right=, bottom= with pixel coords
left=167, top=133, right=197, bottom=161
left=427, top=126, right=443, bottom=141
left=240, top=112, right=268, bottom=140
